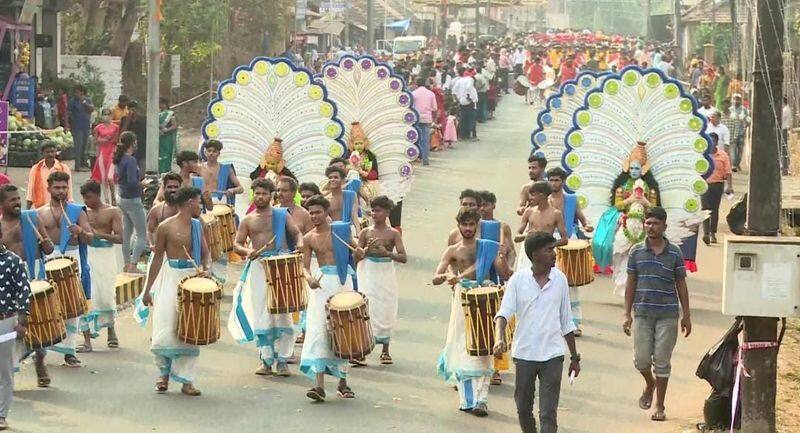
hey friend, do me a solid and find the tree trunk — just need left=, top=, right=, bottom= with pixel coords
left=109, top=0, right=141, bottom=60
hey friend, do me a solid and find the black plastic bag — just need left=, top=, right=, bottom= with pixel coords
left=696, top=318, right=742, bottom=394
left=726, top=193, right=747, bottom=235
left=703, top=389, right=741, bottom=430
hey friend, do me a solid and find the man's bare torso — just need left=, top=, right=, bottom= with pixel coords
left=160, top=216, right=195, bottom=260
left=448, top=241, right=477, bottom=279
left=284, top=205, right=312, bottom=234
left=525, top=206, right=561, bottom=235
left=362, top=226, right=396, bottom=258
left=240, top=209, right=276, bottom=251
left=87, top=206, right=117, bottom=235
left=1, top=215, right=23, bottom=257
left=305, top=227, right=335, bottom=267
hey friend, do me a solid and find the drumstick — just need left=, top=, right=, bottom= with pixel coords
left=59, top=201, right=73, bottom=226
left=23, top=212, right=45, bottom=243
left=331, top=231, right=357, bottom=253
left=182, top=246, right=203, bottom=274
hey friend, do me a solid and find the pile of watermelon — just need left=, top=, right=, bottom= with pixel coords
left=6, top=110, right=74, bottom=153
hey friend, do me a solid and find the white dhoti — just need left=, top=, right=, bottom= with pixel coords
left=356, top=257, right=397, bottom=345
left=82, top=242, right=123, bottom=333
left=149, top=260, right=200, bottom=384
left=299, top=266, right=352, bottom=381
left=228, top=255, right=294, bottom=367
left=437, top=281, right=493, bottom=410
left=515, top=248, right=532, bottom=271
left=43, top=249, right=84, bottom=357
left=294, top=255, right=318, bottom=339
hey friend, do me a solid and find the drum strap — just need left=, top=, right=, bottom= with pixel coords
left=60, top=203, right=91, bottom=298
left=21, top=210, right=45, bottom=279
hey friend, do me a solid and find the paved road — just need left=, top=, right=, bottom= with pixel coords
left=8, top=95, right=734, bottom=433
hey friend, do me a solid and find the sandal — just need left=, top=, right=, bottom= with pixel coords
left=639, top=390, right=654, bottom=410
left=35, top=361, right=50, bottom=388
left=379, top=353, right=393, bottom=365
left=155, top=377, right=169, bottom=393
left=76, top=344, right=92, bottom=353
left=337, top=385, right=355, bottom=399
left=181, top=383, right=202, bottom=396
left=107, top=338, right=119, bottom=349
left=490, top=372, right=502, bottom=386
left=306, top=387, right=326, bottom=402
left=295, top=333, right=305, bottom=344
left=349, top=358, right=367, bottom=368
left=651, top=409, right=666, bottom=422
left=63, top=354, right=81, bottom=367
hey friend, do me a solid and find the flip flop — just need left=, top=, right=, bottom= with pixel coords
left=349, top=358, right=368, bottom=368
left=181, top=384, right=202, bottom=397
left=63, top=355, right=81, bottom=367
left=337, top=386, right=355, bottom=399
left=107, top=338, right=119, bottom=349
left=37, top=376, right=51, bottom=388
left=306, top=387, right=325, bottom=402
left=639, top=392, right=653, bottom=410
left=490, top=372, right=502, bottom=386
left=379, top=353, right=393, bottom=365
left=76, top=344, right=92, bottom=353
left=155, top=377, right=169, bottom=393
left=651, top=409, right=666, bottom=422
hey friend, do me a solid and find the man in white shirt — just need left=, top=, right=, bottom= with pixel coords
left=513, top=46, right=526, bottom=78
left=696, top=94, right=717, bottom=120
left=494, top=231, right=581, bottom=433
left=705, top=110, right=730, bottom=151
left=451, top=67, right=479, bottom=141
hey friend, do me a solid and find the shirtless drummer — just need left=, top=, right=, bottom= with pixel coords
left=229, top=178, right=303, bottom=377
left=147, top=172, right=182, bottom=248
left=299, top=195, right=364, bottom=402
left=433, top=208, right=511, bottom=417
left=200, top=139, right=243, bottom=205
left=0, top=184, right=54, bottom=386
left=515, top=180, right=567, bottom=270
left=516, top=154, right=547, bottom=216
left=324, top=166, right=361, bottom=231
left=80, top=180, right=123, bottom=351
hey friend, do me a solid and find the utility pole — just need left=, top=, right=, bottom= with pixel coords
left=367, top=0, right=374, bottom=51
left=672, top=0, right=683, bottom=73
left=742, top=0, right=784, bottom=430
left=730, top=0, right=739, bottom=73
left=475, top=2, right=480, bottom=37
left=146, top=0, right=160, bottom=173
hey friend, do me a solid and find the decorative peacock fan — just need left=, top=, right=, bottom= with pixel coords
left=562, top=67, right=714, bottom=226
left=318, top=55, right=420, bottom=203
left=531, top=71, right=607, bottom=168
left=201, top=57, right=346, bottom=186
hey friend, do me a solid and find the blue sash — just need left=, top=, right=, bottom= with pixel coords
left=190, top=218, right=202, bottom=265
left=563, top=193, right=577, bottom=238
left=331, top=221, right=352, bottom=285
left=341, top=190, right=356, bottom=224
left=475, top=239, right=500, bottom=284
left=21, top=210, right=44, bottom=279
left=271, top=207, right=291, bottom=252
left=592, top=207, right=620, bottom=268
left=479, top=220, right=501, bottom=283
left=212, top=163, right=236, bottom=206
left=60, top=203, right=91, bottom=298
left=345, top=178, right=362, bottom=217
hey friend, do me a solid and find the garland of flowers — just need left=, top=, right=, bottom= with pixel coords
left=622, top=213, right=646, bottom=244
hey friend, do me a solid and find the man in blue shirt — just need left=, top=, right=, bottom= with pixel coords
left=622, top=206, right=692, bottom=423
left=68, top=85, right=94, bottom=171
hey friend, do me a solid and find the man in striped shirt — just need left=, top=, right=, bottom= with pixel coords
left=622, top=206, right=691, bottom=423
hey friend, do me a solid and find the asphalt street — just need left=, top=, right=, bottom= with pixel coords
left=6, top=94, right=736, bottom=433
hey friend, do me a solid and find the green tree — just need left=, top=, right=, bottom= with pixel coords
left=693, top=24, right=734, bottom=66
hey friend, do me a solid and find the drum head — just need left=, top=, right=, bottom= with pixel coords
left=182, top=277, right=219, bottom=293
left=265, top=253, right=302, bottom=262
left=329, top=291, right=365, bottom=310
left=561, top=239, right=590, bottom=250
left=211, top=204, right=233, bottom=216
left=44, top=257, right=75, bottom=271
left=468, top=286, right=502, bottom=296
left=30, top=280, right=53, bottom=295
left=200, top=214, right=217, bottom=225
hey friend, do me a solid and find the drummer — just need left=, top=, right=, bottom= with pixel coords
left=546, top=167, right=594, bottom=336
left=324, top=165, right=361, bottom=232
left=147, top=172, right=182, bottom=248
left=299, top=195, right=364, bottom=402
left=447, top=189, right=483, bottom=245
left=79, top=180, right=123, bottom=351
left=515, top=181, right=567, bottom=270
left=478, top=190, right=516, bottom=269
left=517, top=154, right=547, bottom=216
left=154, top=151, right=211, bottom=209
left=299, top=183, right=322, bottom=208
left=276, top=177, right=311, bottom=234
left=355, top=196, right=407, bottom=365
left=36, top=172, right=94, bottom=367
left=199, top=139, right=243, bottom=206
left=433, top=208, right=511, bottom=417
left=0, top=184, right=53, bottom=387
left=228, top=178, right=303, bottom=377
left=141, top=186, right=208, bottom=396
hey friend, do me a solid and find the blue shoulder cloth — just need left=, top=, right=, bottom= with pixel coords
left=563, top=193, right=577, bottom=238
left=341, top=190, right=357, bottom=224
left=20, top=210, right=44, bottom=279
left=331, top=221, right=352, bottom=285
left=479, top=220, right=501, bottom=242
left=61, top=203, right=91, bottom=297
left=345, top=179, right=362, bottom=217
left=190, top=218, right=202, bottom=265
left=271, top=207, right=290, bottom=252
left=212, top=163, right=236, bottom=205
left=475, top=239, right=500, bottom=284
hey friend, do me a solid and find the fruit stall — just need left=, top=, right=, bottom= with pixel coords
left=5, top=108, right=73, bottom=167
